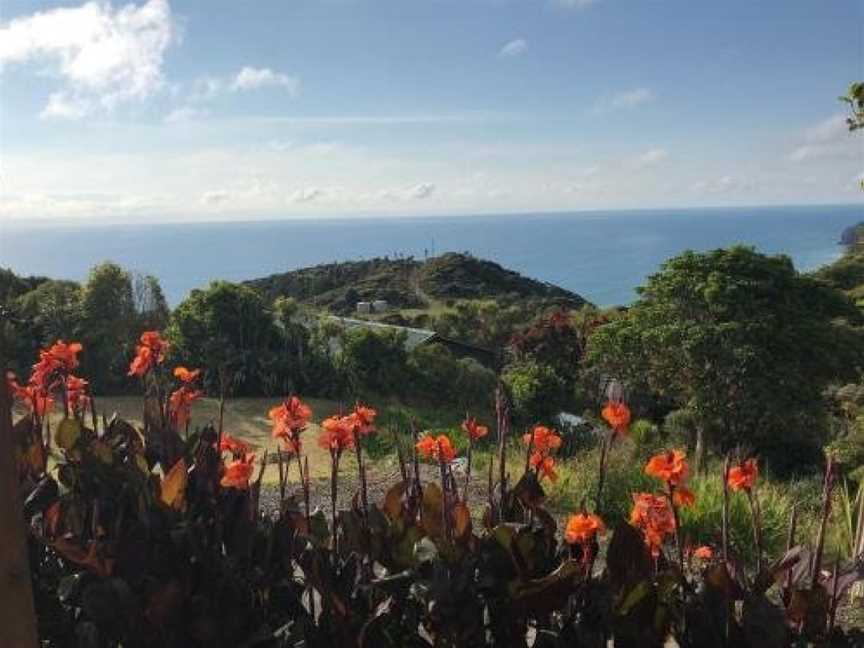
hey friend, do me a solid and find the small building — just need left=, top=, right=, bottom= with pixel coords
left=372, top=299, right=389, bottom=313
left=356, top=301, right=372, bottom=314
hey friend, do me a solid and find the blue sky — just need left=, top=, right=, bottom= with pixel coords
left=1, top=0, right=862, bottom=222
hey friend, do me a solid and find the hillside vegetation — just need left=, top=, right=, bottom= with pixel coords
left=244, top=252, right=588, bottom=315
left=816, top=222, right=864, bottom=304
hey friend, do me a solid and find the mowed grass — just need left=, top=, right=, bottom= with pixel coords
left=34, top=395, right=347, bottom=482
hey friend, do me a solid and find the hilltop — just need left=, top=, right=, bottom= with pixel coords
left=815, top=222, right=864, bottom=305
left=244, top=252, right=589, bottom=315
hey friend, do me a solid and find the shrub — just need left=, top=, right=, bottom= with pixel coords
left=501, top=358, right=567, bottom=424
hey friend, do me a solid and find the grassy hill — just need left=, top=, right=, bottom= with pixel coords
left=815, top=222, right=864, bottom=304
left=244, top=252, right=589, bottom=315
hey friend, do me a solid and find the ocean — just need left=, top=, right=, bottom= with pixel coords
left=1, top=204, right=862, bottom=307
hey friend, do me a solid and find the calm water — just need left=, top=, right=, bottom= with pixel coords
left=1, top=204, right=862, bottom=307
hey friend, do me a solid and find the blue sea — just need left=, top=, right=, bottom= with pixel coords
left=1, top=204, right=862, bottom=307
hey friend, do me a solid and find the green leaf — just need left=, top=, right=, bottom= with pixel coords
left=56, top=418, right=82, bottom=451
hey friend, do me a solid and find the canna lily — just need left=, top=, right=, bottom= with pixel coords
left=7, top=372, right=54, bottom=417
left=530, top=451, right=558, bottom=482
left=522, top=425, right=562, bottom=454
left=630, top=492, right=677, bottom=558
left=350, top=403, right=377, bottom=436
left=693, top=545, right=714, bottom=560
left=269, top=396, right=312, bottom=437
left=462, top=416, right=489, bottom=442
left=727, top=458, right=759, bottom=491
left=169, top=386, right=202, bottom=430
left=128, top=331, right=168, bottom=377
left=65, top=375, right=90, bottom=415
left=565, top=512, right=606, bottom=546
left=672, top=486, right=696, bottom=508
left=645, top=449, right=689, bottom=486
left=219, top=433, right=251, bottom=456
left=601, top=400, right=631, bottom=434
left=31, top=340, right=83, bottom=386
left=173, top=366, right=201, bottom=384
left=416, top=434, right=457, bottom=463
left=221, top=454, right=255, bottom=489
left=318, top=415, right=356, bottom=454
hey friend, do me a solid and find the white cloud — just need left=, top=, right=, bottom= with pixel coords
left=691, top=175, right=755, bottom=194
left=164, top=106, right=208, bottom=123
left=499, top=38, right=528, bottom=58
left=633, top=148, right=668, bottom=168
left=408, top=183, right=435, bottom=199
left=1, top=0, right=176, bottom=118
left=595, top=87, right=655, bottom=112
left=289, top=187, right=324, bottom=203
left=200, top=190, right=231, bottom=205
left=787, top=114, right=858, bottom=162
left=230, top=66, right=299, bottom=94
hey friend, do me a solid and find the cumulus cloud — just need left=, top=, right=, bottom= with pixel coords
left=595, top=87, right=655, bottom=112
left=1, top=0, right=176, bottom=119
left=633, top=148, right=668, bottom=168
left=378, top=183, right=436, bottom=200
left=408, top=183, right=435, bottom=199
left=498, top=38, right=528, bottom=58
left=231, top=66, right=299, bottom=94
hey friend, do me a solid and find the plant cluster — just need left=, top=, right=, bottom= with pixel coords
left=8, top=335, right=864, bottom=647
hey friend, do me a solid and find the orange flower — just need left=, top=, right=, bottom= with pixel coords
left=462, top=416, right=489, bottom=442
left=173, top=366, right=201, bottom=384
left=221, top=454, right=255, bottom=489
left=31, top=340, right=83, bottom=385
left=65, top=375, right=90, bottom=415
left=673, top=486, right=696, bottom=508
left=645, top=449, right=689, bottom=486
left=219, top=434, right=251, bottom=456
left=693, top=545, right=714, bottom=560
left=350, top=403, right=377, bottom=436
left=128, top=331, right=168, bottom=377
left=269, top=396, right=313, bottom=438
left=169, top=386, right=202, bottom=430
left=522, top=425, right=562, bottom=454
left=565, top=512, right=606, bottom=545
left=630, top=492, right=676, bottom=558
left=727, top=458, right=759, bottom=492
left=529, top=452, right=558, bottom=482
left=416, top=434, right=457, bottom=463
left=602, top=400, right=631, bottom=434
left=318, top=415, right=356, bottom=453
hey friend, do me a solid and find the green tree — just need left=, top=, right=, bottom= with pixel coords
left=339, top=327, right=410, bottom=397
left=840, top=81, right=864, bottom=132
left=501, top=358, right=567, bottom=426
left=132, top=273, right=170, bottom=331
left=80, top=262, right=136, bottom=392
left=588, top=246, right=864, bottom=473
left=168, top=281, right=278, bottom=396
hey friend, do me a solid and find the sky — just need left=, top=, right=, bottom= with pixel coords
left=0, top=0, right=862, bottom=223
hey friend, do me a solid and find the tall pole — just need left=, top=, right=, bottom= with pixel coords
left=0, top=348, right=40, bottom=647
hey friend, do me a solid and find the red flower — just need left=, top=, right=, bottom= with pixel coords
left=462, top=416, right=489, bottom=442
left=727, top=458, right=759, bottom=492
left=269, top=396, right=312, bottom=436
left=522, top=425, right=562, bottom=454
left=673, top=486, right=696, bottom=508
left=601, top=400, right=631, bottom=434
left=31, top=340, right=83, bottom=386
left=529, top=452, right=558, bottom=482
left=416, top=434, right=457, bottom=463
left=7, top=372, right=54, bottom=417
left=65, top=375, right=90, bottom=415
left=219, top=434, right=251, bottom=456
left=693, top=545, right=714, bottom=560
left=350, top=403, right=377, bottom=436
left=630, top=492, right=676, bottom=558
left=128, top=331, right=168, bottom=377
left=169, top=386, right=202, bottom=430
left=221, top=454, right=255, bottom=489
left=565, top=512, right=606, bottom=545
left=173, top=366, right=200, bottom=384
left=645, top=449, right=689, bottom=486
left=318, top=415, right=356, bottom=453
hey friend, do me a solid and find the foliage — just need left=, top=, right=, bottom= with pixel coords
left=501, top=358, right=567, bottom=425
left=339, top=326, right=411, bottom=397
left=8, top=337, right=864, bottom=647
left=839, top=81, right=864, bottom=132
left=408, top=343, right=496, bottom=411
left=588, top=246, right=864, bottom=471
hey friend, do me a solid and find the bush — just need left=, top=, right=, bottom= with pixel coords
left=501, top=358, right=567, bottom=425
